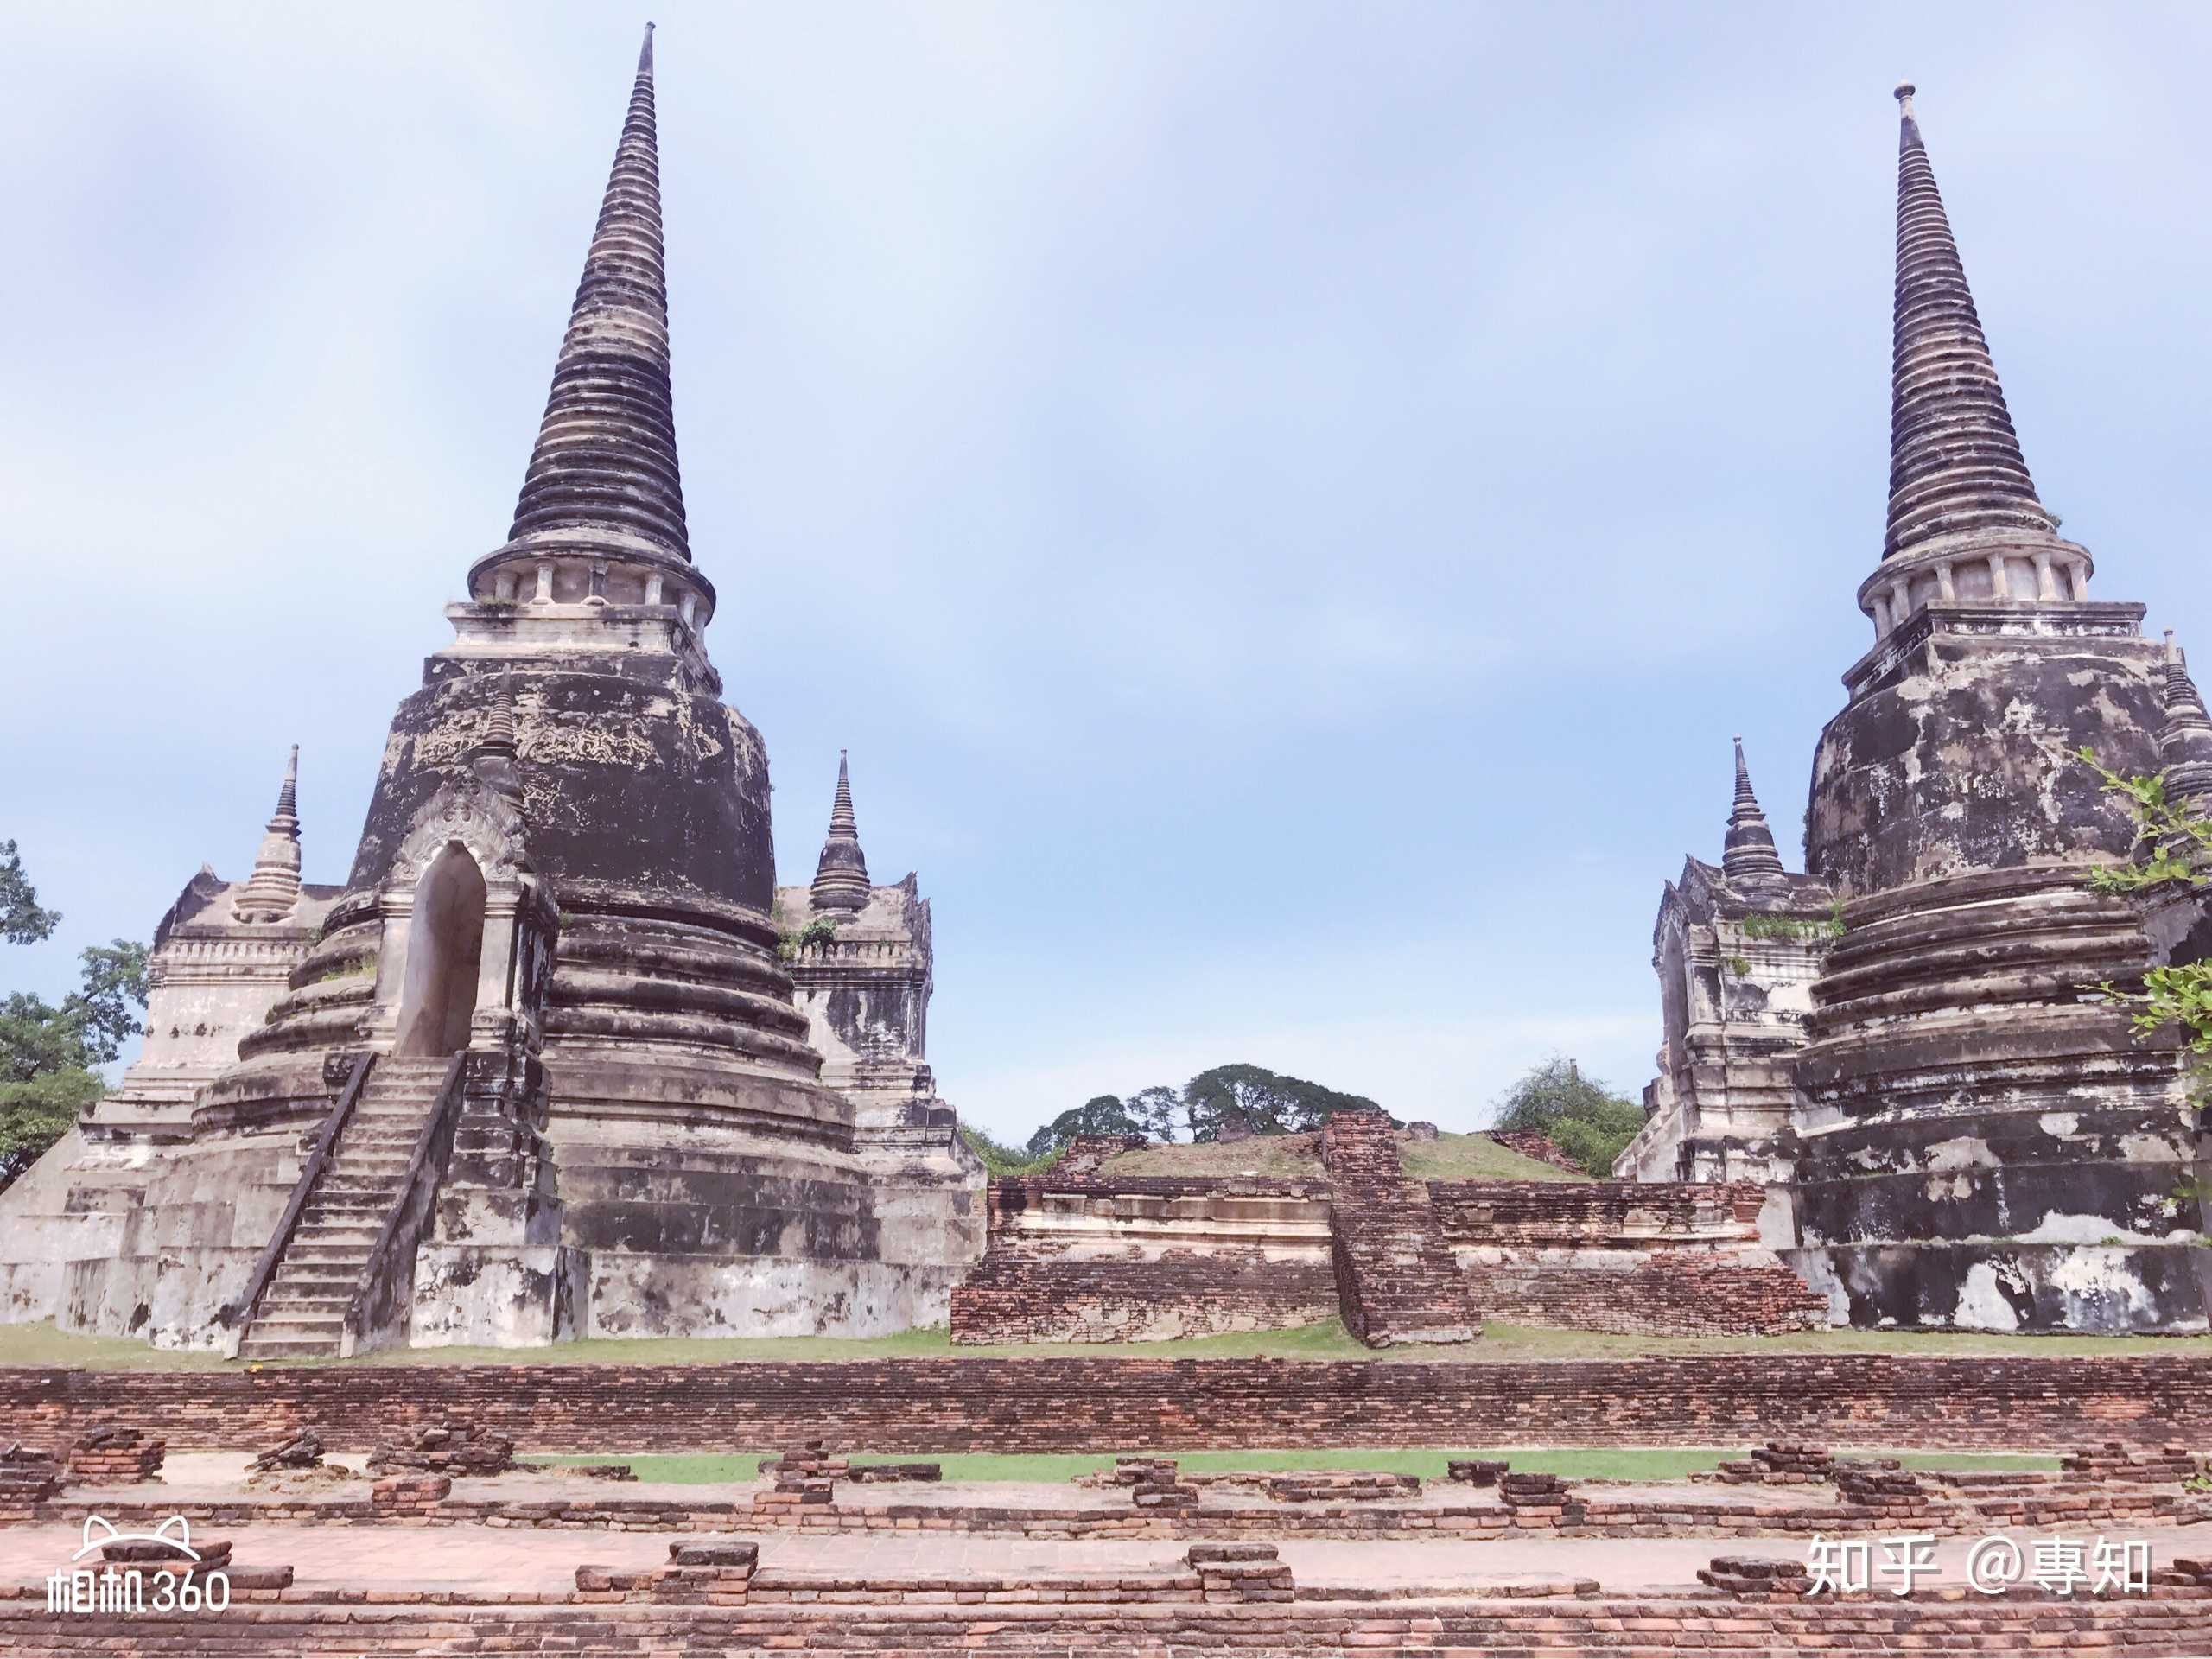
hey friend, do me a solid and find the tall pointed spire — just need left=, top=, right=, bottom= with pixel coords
left=470, top=672, right=524, bottom=805
left=1721, top=737, right=1789, bottom=893
left=478, top=671, right=518, bottom=760
left=810, top=751, right=871, bottom=912
left=472, top=23, right=697, bottom=609
left=1885, top=82, right=2055, bottom=562
left=2158, top=632, right=2212, bottom=813
left=233, top=746, right=304, bottom=923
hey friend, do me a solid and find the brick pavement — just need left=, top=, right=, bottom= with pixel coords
left=4, top=1516, right=2205, bottom=1599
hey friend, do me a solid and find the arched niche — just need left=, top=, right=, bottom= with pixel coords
left=1658, top=917, right=1692, bottom=1071
left=393, top=842, right=487, bottom=1058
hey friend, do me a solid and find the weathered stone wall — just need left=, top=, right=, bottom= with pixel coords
left=1628, top=855, right=1834, bottom=1185
left=1790, top=613, right=2208, bottom=1332
left=1430, top=1181, right=1826, bottom=1335
left=775, top=875, right=933, bottom=1125
left=950, top=1177, right=1338, bottom=1343
left=3, top=1353, right=2207, bottom=1451
left=1790, top=865, right=2206, bottom=1334
left=951, top=1151, right=1826, bottom=1345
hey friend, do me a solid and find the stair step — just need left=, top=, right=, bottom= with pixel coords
left=257, top=1297, right=350, bottom=1318
left=245, top=1318, right=344, bottom=1340
left=238, top=1052, right=455, bottom=1356
left=238, top=1339, right=341, bottom=1360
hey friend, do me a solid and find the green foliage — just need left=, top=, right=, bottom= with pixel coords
left=2077, top=749, right=2212, bottom=1114
left=1724, top=953, right=1751, bottom=976
left=1124, top=1084, right=1183, bottom=1142
left=1026, top=1093, right=1145, bottom=1159
left=959, top=1124, right=1067, bottom=1178
left=0, top=841, right=61, bottom=945
left=72, top=940, right=150, bottom=1067
left=2076, top=748, right=2212, bottom=894
left=0, top=848, right=150, bottom=1191
left=1491, top=1055, right=1644, bottom=1178
left=1183, top=1063, right=1388, bottom=1142
left=775, top=915, right=839, bottom=963
left=1738, top=906, right=1846, bottom=943
left=0, top=1066, right=102, bottom=1189
left=1017, top=1065, right=1388, bottom=1156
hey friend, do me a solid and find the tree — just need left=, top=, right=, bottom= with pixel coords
left=0, top=841, right=61, bottom=945
left=1024, top=1093, right=1145, bottom=1159
left=71, top=940, right=151, bottom=1066
left=0, top=1067, right=101, bottom=1192
left=1490, top=1055, right=1643, bottom=1177
left=1124, top=1084, right=1183, bottom=1142
left=1183, top=1063, right=1386, bottom=1142
left=0, top=846, right=149, bottom=1192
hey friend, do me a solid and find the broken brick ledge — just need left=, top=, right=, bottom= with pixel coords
left=7, top=1351, right=2212, bottom=1453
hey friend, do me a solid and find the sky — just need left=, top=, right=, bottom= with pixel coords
left=3, top=3, right=2209, bottom=1147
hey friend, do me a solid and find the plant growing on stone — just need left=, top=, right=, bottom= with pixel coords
left=776, top=916, right=838, bottom=962
left=2076, top=749, right=2212, bottom=893
left=959, top=1124, right=1068, bottom=1178
left=2077, top=748, right=2212, bottom=1110
left=1738, top=907, right=1845, bottom=943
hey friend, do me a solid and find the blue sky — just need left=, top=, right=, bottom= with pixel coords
left=3, top=3, right=2209, bottom=1144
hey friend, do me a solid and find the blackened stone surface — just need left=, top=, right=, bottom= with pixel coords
left=353, top=665, right=773, bottom=916
left=1808, top=613, right=2165, bottom=895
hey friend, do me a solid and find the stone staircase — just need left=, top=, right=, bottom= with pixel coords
left=236, top=1056, right=454, bottom=1362
left=1321, top=1113, right=1483, bottom=1347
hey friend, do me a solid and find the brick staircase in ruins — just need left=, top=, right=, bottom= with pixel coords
left=235, top=1055, right=455, bottom=1362
left=1321, top=1112, right=1482, bottom=1347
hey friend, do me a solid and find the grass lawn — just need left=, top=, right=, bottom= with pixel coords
left=1401, top=1133, right=1591, bottom=1183
left=3, top=1316, right=2208, bottom=1373
left=518, top=1446, right=2063, bottom=1484
left=1099, top=1135, right=1327, bottom=1179
left=1096, top=1130, right=1581, bottom=1184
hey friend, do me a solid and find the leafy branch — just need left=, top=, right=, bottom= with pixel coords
left=2076, top=747, right=2212, bottom=893
left=2077, top=748, right=2212, bottom=1111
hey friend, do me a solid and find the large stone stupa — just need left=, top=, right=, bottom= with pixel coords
left=0, top=28, right=981, bottom=1357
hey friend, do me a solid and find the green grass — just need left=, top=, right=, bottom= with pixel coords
left=516, top=1446, right=2064, bottom=1484
left=1099, top=1135, right=1327, bottom=1179
left=1400, top=1132, right=1591, bottom=1183
left=1095, top=1130, right=1583, bottom=1185
left=3, top=1315, right=2208, bottom=1374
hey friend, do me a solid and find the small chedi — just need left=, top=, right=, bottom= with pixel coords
left=1620, top=86, right=2212, bottom=1333
left=0, top=28, right=981, bottom=1357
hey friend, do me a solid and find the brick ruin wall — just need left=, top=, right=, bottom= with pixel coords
left=948, top=1175, right=1339, bottom=1343
left=1431, top=1181, right=1828, bottom=1337
left=13, top=1592, right=2212, bottom=1657
left=3, top=1353, right=2206, bottom=1452
left=950, top=1141, right=1824, bottom=1343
